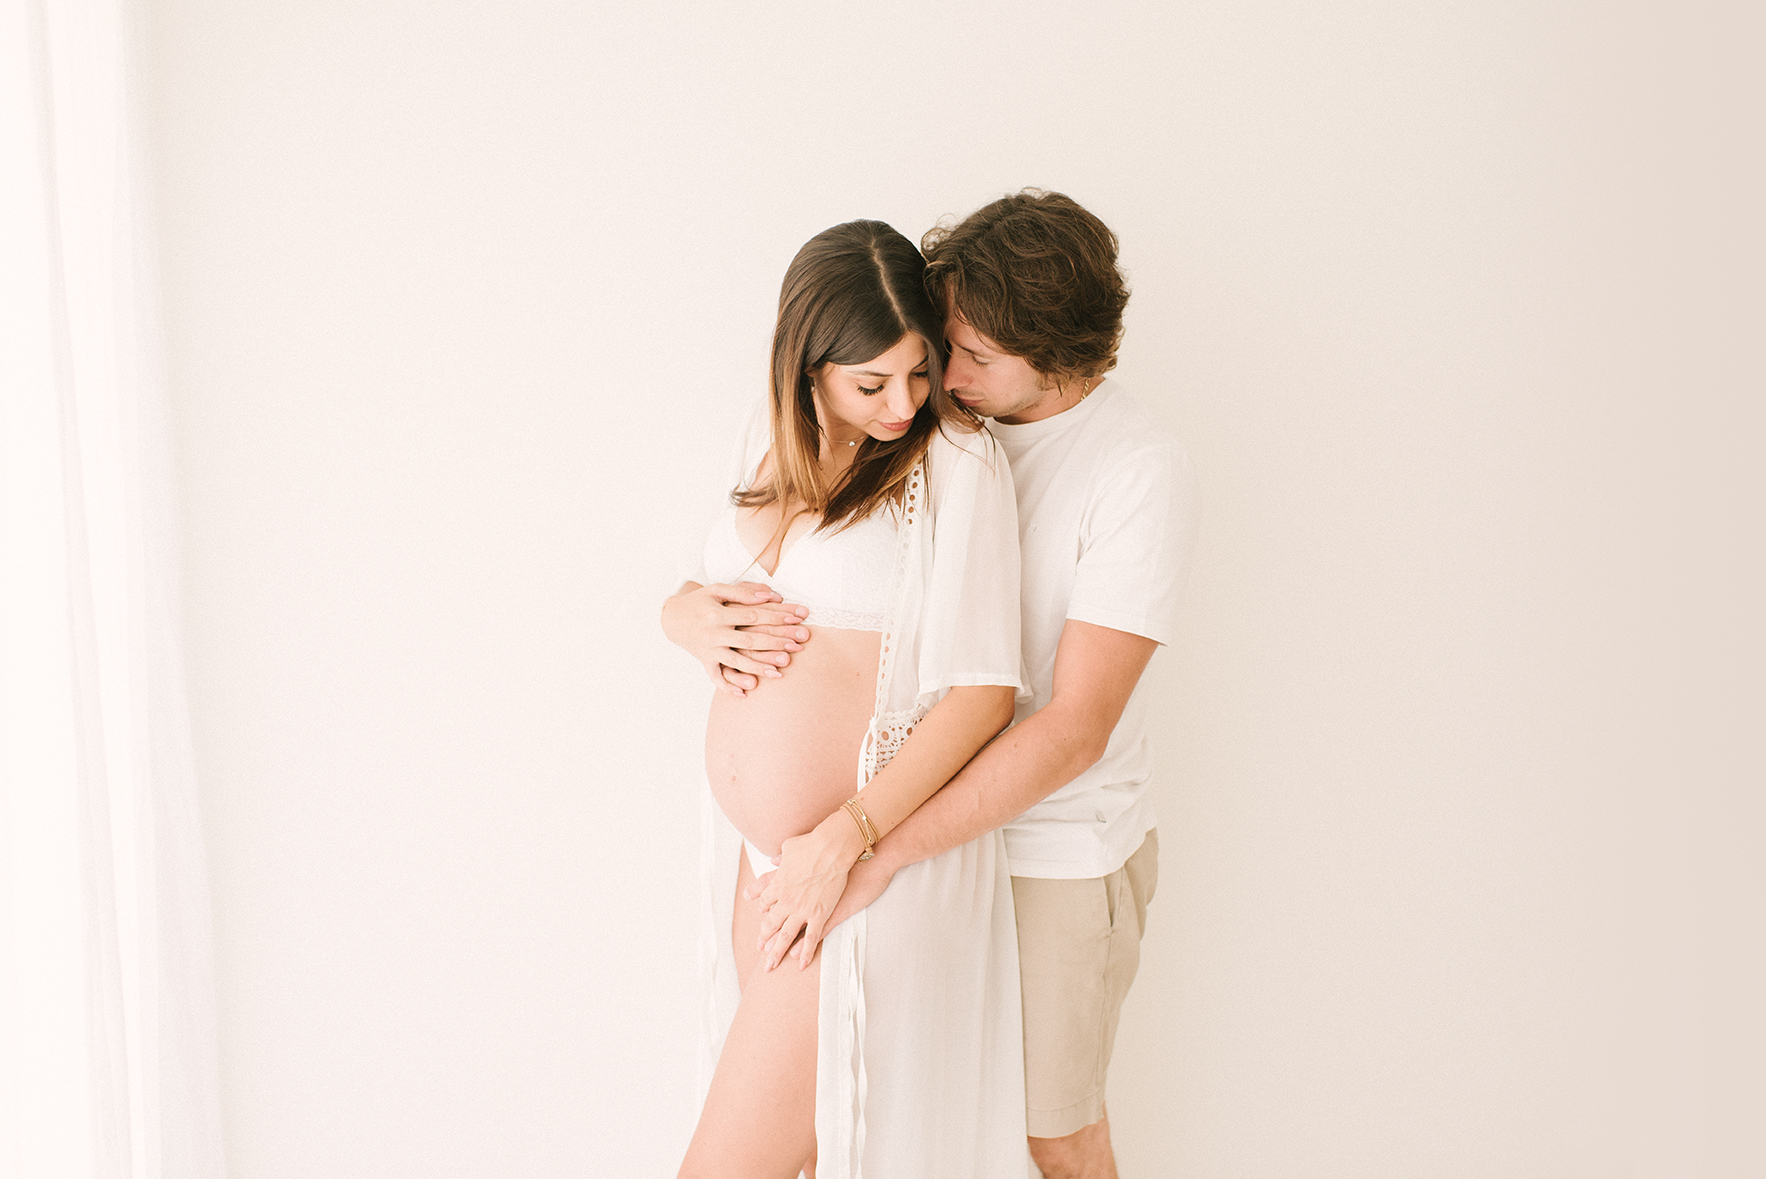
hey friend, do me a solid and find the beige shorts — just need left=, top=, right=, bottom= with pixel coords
left=1010, top=830, right=1159, bottom=1139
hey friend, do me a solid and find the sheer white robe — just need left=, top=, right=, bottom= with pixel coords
left=695, top=408, right=1035, bottom=1178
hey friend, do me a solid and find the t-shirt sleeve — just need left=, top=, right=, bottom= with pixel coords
left=1066, top=440, right=1198, bottom=645
left=916, top=427, right=1025, bottom=699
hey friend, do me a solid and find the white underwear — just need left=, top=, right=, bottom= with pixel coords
left=744, top=838, right=778, bottom=878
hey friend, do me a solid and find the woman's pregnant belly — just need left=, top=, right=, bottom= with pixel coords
left=705, top=626, right=881, bottom=856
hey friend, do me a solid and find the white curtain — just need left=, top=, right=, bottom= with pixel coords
left=0, top=0, right=226, bottom=1175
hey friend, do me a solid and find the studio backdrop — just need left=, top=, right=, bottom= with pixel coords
left=128, top=1, right=1760, bottom=1177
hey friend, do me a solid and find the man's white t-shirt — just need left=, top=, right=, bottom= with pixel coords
left=988, top=383, right=1198, bottom=879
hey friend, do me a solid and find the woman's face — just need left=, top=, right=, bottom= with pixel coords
left=810, top=334, right=930, bottom=445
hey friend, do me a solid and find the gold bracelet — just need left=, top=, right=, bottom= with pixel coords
left=841, top=798, right=878, bottom=861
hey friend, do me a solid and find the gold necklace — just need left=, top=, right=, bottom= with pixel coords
left=813, top=380, right=861, bottom=448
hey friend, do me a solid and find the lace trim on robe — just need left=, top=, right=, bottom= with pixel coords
left=858, top=461, right=923, bottom=786
left=825, top=460, right=926, bottom=1179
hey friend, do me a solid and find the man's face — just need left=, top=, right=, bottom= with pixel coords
left=942, top=310, right=1061, bottom=425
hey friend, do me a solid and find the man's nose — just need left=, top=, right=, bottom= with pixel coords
left=943, top=352, right=970, bottom=390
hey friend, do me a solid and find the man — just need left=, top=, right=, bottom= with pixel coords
left=668, top=190, right=1196, bottom=1178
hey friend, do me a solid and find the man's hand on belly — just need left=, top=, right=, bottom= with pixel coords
left=715, top=615, right=805, bottom=693
left=660, top=580, right=812, bottom=696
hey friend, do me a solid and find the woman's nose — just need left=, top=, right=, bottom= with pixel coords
left=888, top=379, right=921, bottom=420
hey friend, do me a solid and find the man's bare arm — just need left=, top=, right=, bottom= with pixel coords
left=818, top=619, right=1159, bottom=929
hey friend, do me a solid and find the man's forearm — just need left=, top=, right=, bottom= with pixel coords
left=873, top=699, right=1103, bottom=873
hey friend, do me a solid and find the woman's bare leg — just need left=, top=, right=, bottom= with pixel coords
left=733, top=852, right=762, bottom=989
left=678, top=857, right=817, bottom=1179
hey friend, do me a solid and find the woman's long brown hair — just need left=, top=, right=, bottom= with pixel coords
left=735, top=220, right=975, bottom=532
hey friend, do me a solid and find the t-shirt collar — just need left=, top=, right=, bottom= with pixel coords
left=986, top=382, right=1113, bottom=440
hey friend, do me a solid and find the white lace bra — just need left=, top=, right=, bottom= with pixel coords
left=702, top=502, right=898, bottom=632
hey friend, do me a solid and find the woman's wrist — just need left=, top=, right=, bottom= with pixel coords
left=817, top=808, right=869, bottom=865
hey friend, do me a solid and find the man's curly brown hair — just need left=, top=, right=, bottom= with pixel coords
left=921, top=189, right=1129, bottom=383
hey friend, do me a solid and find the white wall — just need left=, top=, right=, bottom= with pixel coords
left=143, top=1, right=1757, bottom=1176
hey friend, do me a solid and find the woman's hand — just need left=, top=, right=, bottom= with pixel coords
left=744, top=811, right=869, bottom=970
left=660, top=581, right=811, bottom=696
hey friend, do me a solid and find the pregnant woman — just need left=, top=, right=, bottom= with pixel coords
left=664, top=221, right=1032, bottom=1179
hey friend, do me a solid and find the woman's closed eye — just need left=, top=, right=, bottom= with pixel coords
left=859, top=368, right=927, bottom=395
